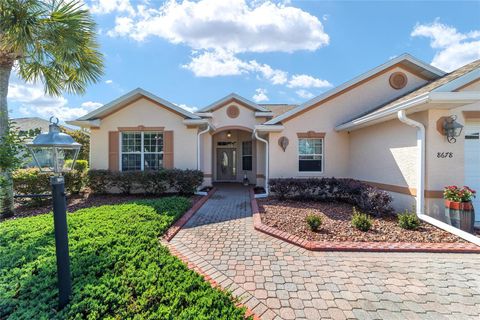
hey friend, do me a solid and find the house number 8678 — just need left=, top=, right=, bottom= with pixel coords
left=437, top=152, right=453, bottom=158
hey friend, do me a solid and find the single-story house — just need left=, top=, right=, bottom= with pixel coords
left=68, top=53, right=480, bottom=226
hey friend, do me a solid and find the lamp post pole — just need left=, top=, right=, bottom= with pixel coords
left=27, top=117, right=80, bottom=309
left=51, top=175, right=71, bottom=308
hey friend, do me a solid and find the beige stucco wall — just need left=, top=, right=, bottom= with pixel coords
left=424, top=99, right=480, bottom=219
left=348, top=117, right=419, bottom=187
left=90, top=98, right=197, bottom=170
left=269, top=67, right=428, bottom=179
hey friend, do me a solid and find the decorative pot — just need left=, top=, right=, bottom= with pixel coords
left=445, top=200, right=475, bottom=233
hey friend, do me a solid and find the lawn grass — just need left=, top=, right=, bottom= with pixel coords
left=0, top=197, right=246, bottom=319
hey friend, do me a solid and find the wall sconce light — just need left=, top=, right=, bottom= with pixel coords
left=226, top=131, right=232, bottom=138
left=443, top=115, right=463, bottom=143
left=278, top=136, right=289, bottom=152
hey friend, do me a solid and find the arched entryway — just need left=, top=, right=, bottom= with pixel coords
left=212, top=126, right=257, bottom=184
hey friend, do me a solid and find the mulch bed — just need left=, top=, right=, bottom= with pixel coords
left=258, top=198, right=466, bottom=243
left=3, top=192, right=201, bottom=222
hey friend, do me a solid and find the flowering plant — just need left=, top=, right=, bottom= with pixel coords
left=443, top=185, right=476, bottom=202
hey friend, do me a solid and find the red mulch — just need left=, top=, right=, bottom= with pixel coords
left=258, top=199, right=466, bottom=243
left=3, top=192, right=201, bottom=222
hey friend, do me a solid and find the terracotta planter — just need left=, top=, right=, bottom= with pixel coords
left=445, top=200, right=475, bottom=233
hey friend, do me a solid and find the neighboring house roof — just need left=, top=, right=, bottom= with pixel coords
left=337, top=59, right=480, bottom=131
left=260, top=104, right=298, bottom=117
left=12, top=117, right=52, bottom=133
left=199, top=93, right=270, bottom=112
left=75, top=88, right=200, bottom=121
left=264, top=53, right=446, bottom=125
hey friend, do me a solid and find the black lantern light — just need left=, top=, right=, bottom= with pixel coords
left=26, top=117, right=81, bottom=309
left=443, top=115, right=464, bottom=143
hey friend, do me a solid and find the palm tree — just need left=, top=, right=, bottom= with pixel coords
left=0, top=0, right=104, bottom=216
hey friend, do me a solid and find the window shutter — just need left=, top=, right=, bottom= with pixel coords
left=163, top=130, right=174, bottom=169
left=108, top=131, right=119, bottom=171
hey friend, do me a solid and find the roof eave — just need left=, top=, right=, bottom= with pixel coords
left=265, top=54, right=446, bottom=125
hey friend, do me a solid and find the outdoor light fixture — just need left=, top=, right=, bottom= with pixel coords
left=443, top=115, right=464, bottom=143
left=26, top=117, right=81, bottom=309
left=226, top=130, right=232, bottom=138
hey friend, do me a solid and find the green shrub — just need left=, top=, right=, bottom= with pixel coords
left=110, top=171, right=137, bottom=194
left=13, top=168, right=88, bottom=201
left=351, top=207, right=373, bottom=232
left=0, top=197, right=246, bottom=319
left=12, top=168, right=50, bottom=205
left=306, top=214, right=322, bottom=231
left=269, top=178, right=393, bottom=217
left=64, top=159, right=88, bottom=172
left=87, top=169, right=204, bottom=195
left=398, top=210, right=421, bottom=230
left=87, top=169, right=110, bottom=194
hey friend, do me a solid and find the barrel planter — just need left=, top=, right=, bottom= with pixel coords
left=445, top=200, right=475, bottom=233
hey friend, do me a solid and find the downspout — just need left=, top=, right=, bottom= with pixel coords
left=397, top=110, right=480, bottom=246
left=253, top=129, right=269, bottom=197
left=197, top=124, right=210, bottom=170
left=397, top=110, right=425, bottom=215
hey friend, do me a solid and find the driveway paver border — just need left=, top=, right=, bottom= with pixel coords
left=164, top=187, right=217, bottom=241
left=251, top=189, right=480, bottom=253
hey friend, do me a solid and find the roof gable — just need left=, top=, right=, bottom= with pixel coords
left=336, top=59, right=480, bottom=131
left=200, top=93, right=269, bottom=112
left=76, top=88, right=200, bottom=121
left=265, top=54, right=445, bottom=125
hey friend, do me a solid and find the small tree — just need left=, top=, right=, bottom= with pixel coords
left=0, top=120, right=30, bottom=217
left=62, top=127, right=89, bottom=161
left=0, top=0, right=104, bottom=215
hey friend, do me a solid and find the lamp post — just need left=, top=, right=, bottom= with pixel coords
left=26, top=117, right=81, bottom=309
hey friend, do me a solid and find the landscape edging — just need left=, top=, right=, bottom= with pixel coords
left=250, top=189, right=480, bottom=253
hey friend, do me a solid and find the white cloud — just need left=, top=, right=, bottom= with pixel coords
left=411, top=20, right=480, bottom=72
left=8, top=80, right=99, bottom=121
left=182, top=50, right=249, bottom=77
left=89, top=0, right=135, bottom=16
left=287, top=74, right=332, bottom=88
left=252, top=88, right=269, bottom=102
left=295, top=89, right=314, bottom=99
left=183, top=49, right=330, bottom=89
left=176, top=103, right=198, bottom=113
left=105, top=79, right=114, bottom=84
left=81, top=101, right=103, bottom=109
left=107, top=0, right=329, bottom=54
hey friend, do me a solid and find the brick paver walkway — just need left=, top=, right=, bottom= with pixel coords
left=169, top=184, right=480, bottom=319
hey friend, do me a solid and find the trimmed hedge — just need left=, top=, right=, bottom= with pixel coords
left=88, top=169, right=204, bottom=195
left=0, top=197, right=247, bottom=319
left=13, top=166, right=88, bottom=205
left=269, top=178, right=393, bottom=216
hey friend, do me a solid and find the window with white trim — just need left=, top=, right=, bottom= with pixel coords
left=298, top=138, right=323, bottom=172
left=121, top=132, right=163, bottom=171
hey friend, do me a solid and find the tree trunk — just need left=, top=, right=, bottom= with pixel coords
left=0, top=62, right=14, bottom=217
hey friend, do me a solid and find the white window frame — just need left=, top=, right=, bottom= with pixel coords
left=119, top=131, right=164, bottom=171
left=298, top=138, right=324, bottom=173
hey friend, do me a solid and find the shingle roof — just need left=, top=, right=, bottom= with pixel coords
left=12, top=117, right=52, bottom=133
left=342, top=59, right=480, bottom=124
left=260, top=104, right=298, bottom=117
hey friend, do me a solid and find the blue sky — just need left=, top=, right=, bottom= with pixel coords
left=7, top=0, right=480, bottom=122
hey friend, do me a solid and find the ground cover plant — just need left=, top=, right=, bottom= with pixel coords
left=0, top=197, right=246, bottom=319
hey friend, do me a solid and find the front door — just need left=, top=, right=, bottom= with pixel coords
left=465, top=123, right=480, bottom=225
left=217, top=148, right=236, bottom=181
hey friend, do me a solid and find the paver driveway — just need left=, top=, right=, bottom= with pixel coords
left=169, top=184, right=480, bottom=319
